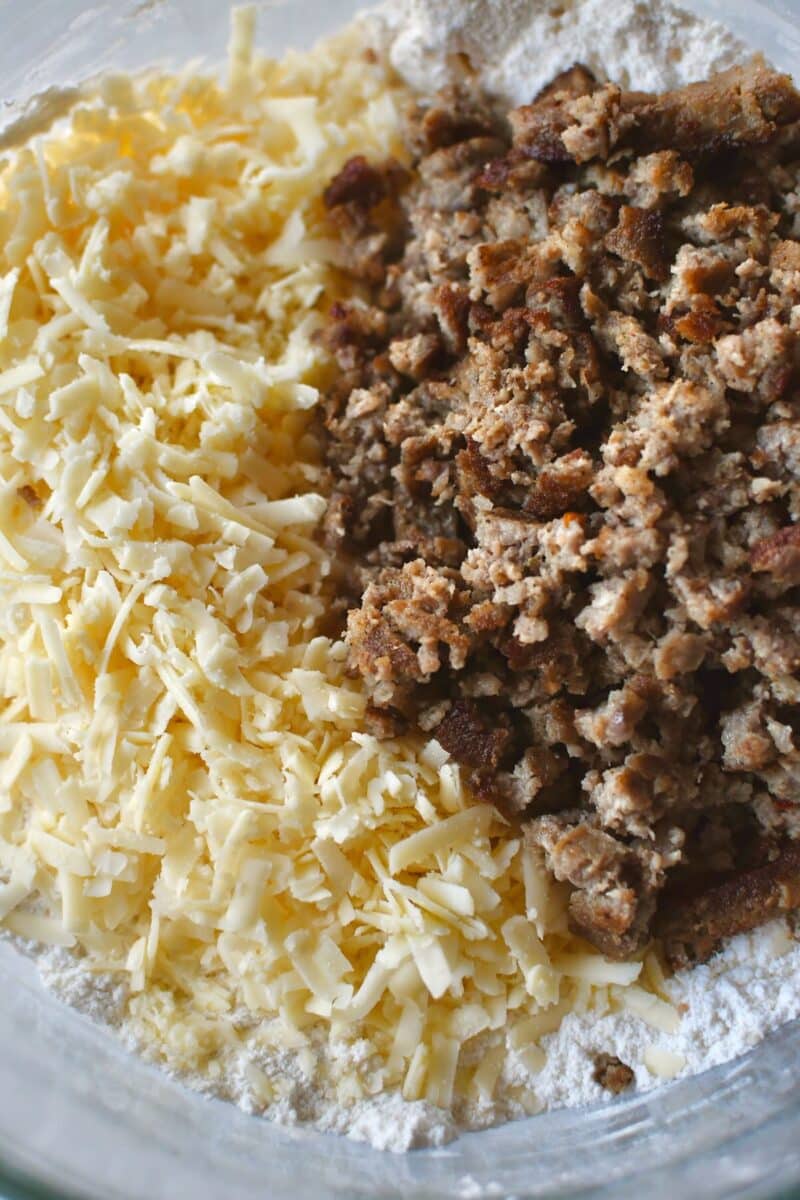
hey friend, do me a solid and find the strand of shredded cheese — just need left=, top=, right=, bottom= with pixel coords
left=0, top=12, right=677, bottom=1115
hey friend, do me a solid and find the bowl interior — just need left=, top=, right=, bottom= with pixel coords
left=1, top=2, right=800, bottom=1198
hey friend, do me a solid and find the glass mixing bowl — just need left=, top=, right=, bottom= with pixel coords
left=1, top=1, right=800, bottom=1196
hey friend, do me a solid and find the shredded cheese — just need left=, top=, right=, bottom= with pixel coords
left=644, top=1045, right=686, bottom=1079
left=616, top=985, right=682, bottom=1034
left=0, top=10, right=678, bottom=1116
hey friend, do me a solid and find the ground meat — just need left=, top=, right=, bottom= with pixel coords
left=347, top=560, right=472, bottom=709
left=751, top=524, right=800, bottom=582
left=657, top=842, right=800, bottom=967
left=593, top=1053, right=635, bottom=1093
left=321, top=62, right=800, bottom=960
left=388, top=332, right=442, bottom=380
left=323, top=155, right=389, bottom=210
left=323, top=156, right=407, bottom=282
left=432, top=698, right=508, bottom=765
left=619, top=62, right=800, bottom=160
left=527, top=813, right=663, bottom=956
left=623, top=150, right=694, bottom=208
left=605, top=205, right=671, bottom=281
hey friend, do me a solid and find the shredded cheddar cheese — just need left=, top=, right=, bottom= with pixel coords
left=0, top=11, right=675, bottom=1116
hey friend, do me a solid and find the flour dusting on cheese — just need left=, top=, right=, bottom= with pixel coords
left=0, top=9, right=682, bottom=1149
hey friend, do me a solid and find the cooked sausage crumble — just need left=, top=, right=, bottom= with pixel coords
left=320, top=61, right=800, bottom=963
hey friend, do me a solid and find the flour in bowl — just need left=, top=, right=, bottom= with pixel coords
left=27, top=917, right=800, bottom=1152
left=372, top=0, right=747, bottom=103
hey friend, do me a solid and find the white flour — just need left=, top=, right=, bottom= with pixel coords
left=531, top=922, right=800, bottom=1110
left=28, top=920, right=800, bottom=1152
left=11, top=0, right=800, bottom=1158
left=371, top=0, right=746, bottom=103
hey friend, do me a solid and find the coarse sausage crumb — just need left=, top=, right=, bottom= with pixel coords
left=321, top=60, right=800, bottom=961
left=593, top=1053, right=635, bottom=1093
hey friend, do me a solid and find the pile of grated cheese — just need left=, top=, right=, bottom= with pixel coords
left=0, top=9, right=681, bottom=1130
